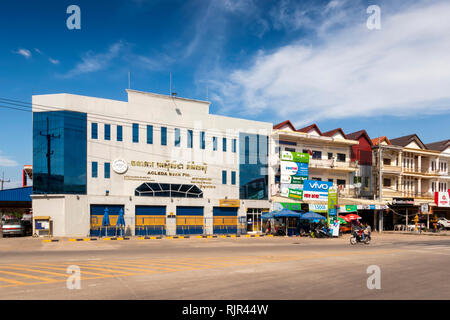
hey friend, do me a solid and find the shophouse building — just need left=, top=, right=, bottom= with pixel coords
left=372, top=134, right=450, bottom=229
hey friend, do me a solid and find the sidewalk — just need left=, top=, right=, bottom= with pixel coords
left=383, top=230, right=450, bottom=237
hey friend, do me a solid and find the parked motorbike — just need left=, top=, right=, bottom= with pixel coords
left=350, top=229, right=370, bottom=245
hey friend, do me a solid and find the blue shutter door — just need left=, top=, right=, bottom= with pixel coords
left=135, top=206, right=166, bottom=236
left=176, top=206, right=204, bottom=235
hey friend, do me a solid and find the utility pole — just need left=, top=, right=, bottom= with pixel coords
left=378, top=144, right=383, bottom=232
left=40, top=117, right=60, bottom=193
left=0, top=172, right=10, bottom=190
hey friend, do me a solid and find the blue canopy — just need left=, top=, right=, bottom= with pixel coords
left=301, top=211, right=326, bottom=220
left=116, top=208, right=125, bottom=227
left=273, top=208, right=303, bottom=218
left=262, top=211, right=276, bottom=220
left=102, top=207, right=110, bottom=226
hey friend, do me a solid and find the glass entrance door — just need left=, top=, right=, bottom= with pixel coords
left=246, top=208, right=262, bottom=233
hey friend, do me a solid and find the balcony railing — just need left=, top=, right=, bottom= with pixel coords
left=309, top=159, right=357, bottom=170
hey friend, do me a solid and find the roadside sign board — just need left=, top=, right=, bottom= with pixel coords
left=303, top=180, right=333, bottom=201
left=435, top=192, right=450, bottom=207
left=328, top=186, right=338, bottom=225
left=280, top=151, right=309, bottom=163
left=280, top=161, right=309, bottom=177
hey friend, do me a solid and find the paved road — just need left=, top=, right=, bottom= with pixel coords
left=0, top=234, right=449, bottom=299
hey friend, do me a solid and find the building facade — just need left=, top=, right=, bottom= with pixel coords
left=270, top=121, right=359, bottom=210
left=372, top=134, right=450, bottom=229
left=32, top=90, right=272, bottom=237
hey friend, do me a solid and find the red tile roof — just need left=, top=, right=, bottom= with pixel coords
left=297, top=124, right=323, bottom=135
left=347, top=130, right=373, bottom=146
left=371, top=136, right=391, bottom=146
left=322, top=128, right=347, bottom=139
left=273, top=120, right=296, bottom=131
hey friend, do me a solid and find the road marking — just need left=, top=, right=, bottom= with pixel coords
left=58, top=262, right=158, bottom=274
left=0, top=269, right=56, bottom=283
left=0, top=265, right=70, bottom=278
left=0, top=276, right=28, bottom=286
left=50, top=263, right=137, bottom=276
left=31, top=263, right=117, bottom=277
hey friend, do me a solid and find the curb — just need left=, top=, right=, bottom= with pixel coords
left=69, top=238, right=98, bottom=242
left=137, top=236, right=162, bottom=240
left=42, top=239, right=59, bottom=243
left=103, top=237, right=130, bottom=241
left=383, top=231, right=450, bottom=237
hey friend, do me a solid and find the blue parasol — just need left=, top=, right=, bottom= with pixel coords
left=102, top=207, right=110, bottom=237
left=116, top=208, right=125, bottom=236
left=301, top=211, right=326, bottom=220
left=273, top=208, right=303, bottom=218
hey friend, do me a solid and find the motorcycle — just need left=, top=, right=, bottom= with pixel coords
left=350, top=229, right=370, bottom=245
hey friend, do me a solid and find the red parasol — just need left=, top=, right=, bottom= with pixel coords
left=344, top=214, right=362, bottom=221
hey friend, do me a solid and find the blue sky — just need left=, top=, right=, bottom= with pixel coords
left=0, top=0, right=449, bottom=187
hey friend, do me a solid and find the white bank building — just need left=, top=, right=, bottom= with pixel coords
left=32, top=90, right=271, bottom=237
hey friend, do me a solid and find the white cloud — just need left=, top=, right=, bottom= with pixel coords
left=48, top=58, right=60, bottom=65
left=14, top=48, right=31, bottom=59
left=212, top=0, right=450, bottom=126
left=0, top=152, right=18, bottom=167
left=62, top=41, right=124, bottom=78
left=34, top=48, right=60, bottom=65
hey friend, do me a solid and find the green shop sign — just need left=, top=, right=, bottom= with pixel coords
left=280, top=186, right=303, bottom=200
left=280, top=151, right=310, bottom=163
left=278, top=202, right=302, bottom=211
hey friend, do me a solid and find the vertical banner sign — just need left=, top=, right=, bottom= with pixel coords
left=328, top=186, right=338, bottom=226
left=279, top=151, right=310, bottom=200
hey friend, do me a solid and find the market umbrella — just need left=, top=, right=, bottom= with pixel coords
left=102, top=207, right=110, bottom=237
left=273, top=209, right=302, bottom=236
left=116, top=208, right=125, bottom=236
left=345, top=213, right=362, bottom=221
left=262, top=211, right=276, bottom=220
left=300, top=212, right=326, bottom=221
left=337, top=216, right=348, bottom=224
left=273, top=209, right=303, bottom=218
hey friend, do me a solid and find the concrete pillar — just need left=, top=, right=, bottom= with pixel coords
left=406, top=208, right=408, bottom=228
left=398, top=151, right=402, bottom=167
left=418, top=178, right=422, bottom=195
left=378, top=209, right=383, bottom=232
left=374, top=210, right=377, bottom=231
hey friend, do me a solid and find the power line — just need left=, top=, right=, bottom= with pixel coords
left=0, top=97, right=256, bottom=139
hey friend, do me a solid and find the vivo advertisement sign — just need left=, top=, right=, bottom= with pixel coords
left=280, top=161, right=309, bottom=177
left=303, top=180, right=333, bottom=201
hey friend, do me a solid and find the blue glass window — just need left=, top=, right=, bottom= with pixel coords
left=223, top=138, right=227, bottom=152
left=175, top=128, right=180, bottom=147
left=232, top=139, right=236, bottom=153
left=200, top=132, right=205, bottom=149
left=104, top=162, right=110, bottom=179
left=213, top=137, right=217, bottom=151
left=222, top=170, right=227, bottom=184
left=117, top=125, right=123, bottom=142
left=91, top=123, right=98, bottom=139
left=33, top=111, right=87, bottom=194
left=132, top=123, right=139, bottom=143
left=231, top=171, right=236, bottom=185
left=92, top=162, right=98, bottom=178
left=104, top=124, right=111, bottom=140
left=161, top=127, right=167, bottom=146
left=187, top=130, right=193, bottom=148
left=239, top=133, right=268, bottom=200
left=147, top=125, right=153, bottom=144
